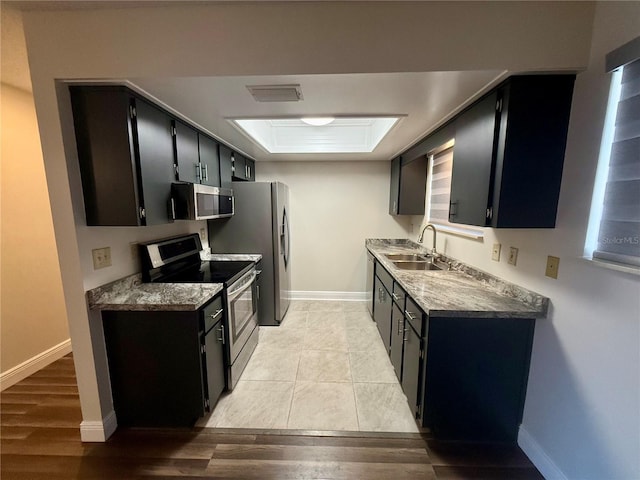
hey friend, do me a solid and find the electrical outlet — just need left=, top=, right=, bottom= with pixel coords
left=130, top=242, right=139, bottom=263
left=508, top=247, right=519, bottom=266
left=492, top=243, right=501, bottom=261
left=200, top=228, right=206, bottom=240
left=92, top=247, right=112, bottom=269
left=546, top=255, right=560, bottom=279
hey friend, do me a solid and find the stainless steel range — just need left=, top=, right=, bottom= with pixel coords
left=140, top=233, right=259, bottom=389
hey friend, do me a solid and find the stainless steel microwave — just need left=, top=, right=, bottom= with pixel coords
left=171, top=183, right=234, bottom=221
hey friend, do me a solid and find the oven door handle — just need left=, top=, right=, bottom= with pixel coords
left=227, top=271, right=257, bottom=301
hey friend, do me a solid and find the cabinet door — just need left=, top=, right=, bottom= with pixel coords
left=390, top=303, right=404, bottom=381
left=449, top=91, right=498, bottom=226
left=389, top=156, right=401, bottom=214
left=203, top=319, right=226, bottom=410
left=174, top=120, right=200, bottom=183
left=134, top=98, right=175, bottom=226
left=219, top=144, right=234, bottom=187
left=401, top=320, right=422, bottom=419
left=373, top=277, right=392, bottom=353
left=233, top=152, right=247, bottom=180
left=199, top=134, right=221, bottom=187
left=245, top=158, right=256, bottom=182
left=399, top=158, right=427, bottom=215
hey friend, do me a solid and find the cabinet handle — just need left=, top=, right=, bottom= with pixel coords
left=397, top=316, right=404, bottom=335
left=139, top=207, right=146, bottom=219
left=391, top=293, right=399, bottom=301
left=203, top=164, right=209, bottom=181
left=170, top=198, right=176, bottom=220
left=196, top=163, right=202, bottom=181
left=218, top=325, right=225, bottom=344
left=404, top=310, right=416, bottom=320
left=209, top=308, right=223, bottom=320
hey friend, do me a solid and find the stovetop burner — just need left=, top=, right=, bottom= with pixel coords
left=158, top=260, right=254, bottom=286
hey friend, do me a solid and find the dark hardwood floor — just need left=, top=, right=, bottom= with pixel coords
left=1, top=354, right=544, bottom=479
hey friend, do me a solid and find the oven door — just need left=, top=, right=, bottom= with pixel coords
left=226, top=269, right=258, bottom=362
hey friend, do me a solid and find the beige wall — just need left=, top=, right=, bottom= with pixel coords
left=1, top=83, right=70, bottom=374
left=256, top=161, right=411, bottom=294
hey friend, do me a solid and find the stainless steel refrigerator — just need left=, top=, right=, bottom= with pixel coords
left=208, top=182, right=291, bottom=326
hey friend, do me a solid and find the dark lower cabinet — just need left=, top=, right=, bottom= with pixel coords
left=390, top=303, right=405, bottom=382
left=401, top=317, right=423, bottom=419
left=102, top=295, right=226, bottom=427
left=373, top=276, right=392, bottom=353
left=422, top=316, right=535, bottom=443
left=369, top=256, right=536, bottom=443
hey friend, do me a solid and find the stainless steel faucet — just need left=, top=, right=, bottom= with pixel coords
left=418, top=223, right=438, bottom=257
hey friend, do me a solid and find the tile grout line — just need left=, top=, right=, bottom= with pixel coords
left=285, top=314, right=306, bottom=429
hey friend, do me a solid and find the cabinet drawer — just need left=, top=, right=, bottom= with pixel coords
left=203, top=296, right=224, bottom=333
left=392, top=282, right=406, bottom=308
left=375, top=264, right=394, bottom=294
left=404, top=297, right=424, bottom=335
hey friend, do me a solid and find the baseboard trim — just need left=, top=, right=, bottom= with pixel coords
left=289, top=291, right=368, bottom=301
left=518, top=425, right=567, bottom=480
left=80, top=410, right=118, bottom=442
left=0, top=339, right=72, bottom=391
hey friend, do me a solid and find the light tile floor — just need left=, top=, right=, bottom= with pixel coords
left=196, top=300, right=419, bottom=432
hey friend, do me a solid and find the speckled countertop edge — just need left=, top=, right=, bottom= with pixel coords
left=366, top=239, right=548, bottom=319
left=86, top=253, right=262, bottom=312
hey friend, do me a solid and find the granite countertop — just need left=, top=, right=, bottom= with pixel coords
left=366, top=239, right=548, bottom=319
left=86, top=253, right=262, bottom=312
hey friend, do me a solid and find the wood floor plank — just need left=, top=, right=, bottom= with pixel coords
left=2, top=384, right=79, bottom=395
left=433, top=465, right=545, bottom=479
left=1, top=392, right=81, bottom=407
left=211, top=443, right=431, bottom=464
left=254, top=432, right=429, bottom=449
left=205, top=458, right=437, bottom=479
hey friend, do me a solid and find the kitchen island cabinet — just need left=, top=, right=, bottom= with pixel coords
left=101, top=295, right=226, bottom=427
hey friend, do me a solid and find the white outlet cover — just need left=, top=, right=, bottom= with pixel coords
left=508, top=247, right=519, bottom=266
left=492, top=243, right=501, bottom=261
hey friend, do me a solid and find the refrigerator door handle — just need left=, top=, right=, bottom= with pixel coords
left=281, top=207, right=290, bottom=268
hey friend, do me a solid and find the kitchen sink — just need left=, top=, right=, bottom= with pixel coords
left=393, top=261, right=443, bottom=271
left=385, top=253, right=430, bottom=262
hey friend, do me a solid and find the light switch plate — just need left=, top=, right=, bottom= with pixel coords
left=508, top=247, right=519, bottom=266
left=546, top=255, right=560, bottom=279
left=492, top=243, right=501, bottom=261
left=199, top=228, right=206, bottom=240
left=92, top=247, right=112, bottom=269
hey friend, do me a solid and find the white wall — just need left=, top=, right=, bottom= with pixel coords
left=411, top=4, right=640, bottom=478
left=21, top=1, right=595, bottom=441
left=257, top=162, right=410, bottom=293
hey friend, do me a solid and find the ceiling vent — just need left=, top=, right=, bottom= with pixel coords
left=247, top=84, right=303, bottom=102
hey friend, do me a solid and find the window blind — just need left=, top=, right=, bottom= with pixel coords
left=593, top=57, right=640, bottom=266
left=428, top=148, right=454, bottom=224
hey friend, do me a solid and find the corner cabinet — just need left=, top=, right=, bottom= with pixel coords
left=70, top=86, right=176, bottom=226
left=389, top=156, right=428, bottom=215
left=449, top=75, right=575, bottom=228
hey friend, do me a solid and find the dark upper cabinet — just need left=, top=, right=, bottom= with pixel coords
left=448, top=92, right=498, bottom=226
left=173, top=120, right=199, bottom=184
left=232, top=152, right=256, bottom=182
left=174, top=123, right=221, bottom=187
left=389, top=156, right=428, bottom=215
left=449, top=75, right=575, bottom=228
left=219, top=144, right=234, bottom=187
left=70, top=86, right=174, bottom=226
left=198, top=134, right=221, bottom=187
